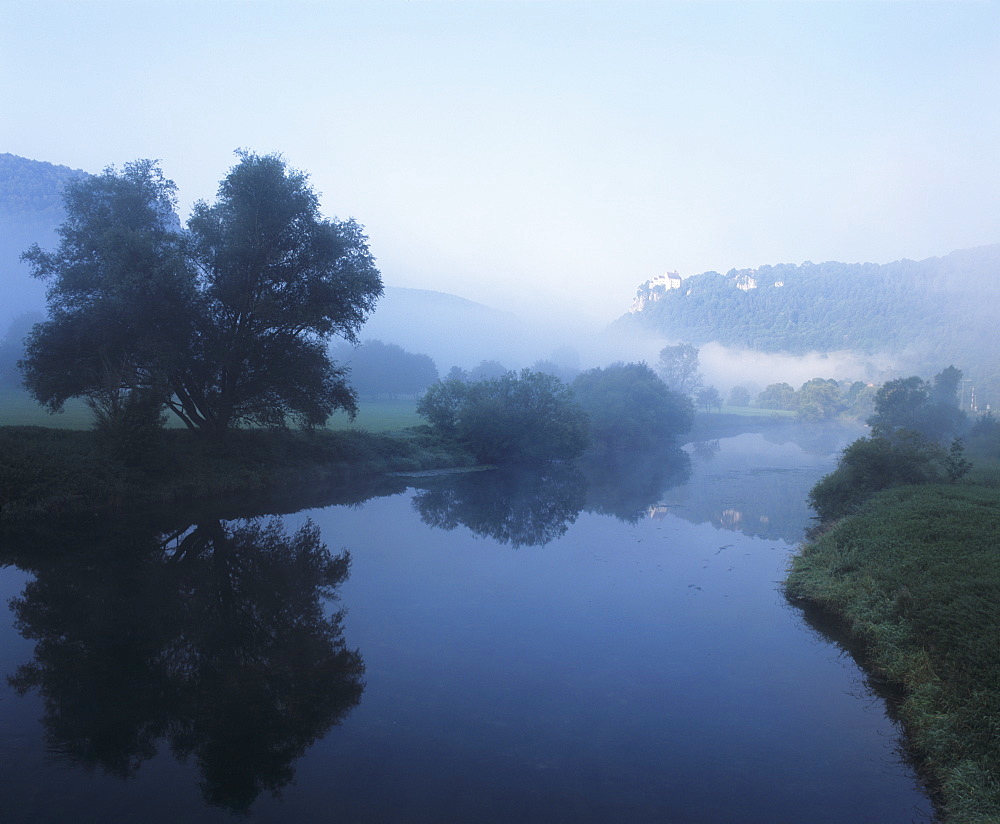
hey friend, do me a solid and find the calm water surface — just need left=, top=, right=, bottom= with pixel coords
left=0, top=425, right=935, bottom=822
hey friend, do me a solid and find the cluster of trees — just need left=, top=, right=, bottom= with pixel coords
left=756, top=378, right=877, bottom=421
left=655, top=343, right=879, bottom=420
left=418, top=362, right=694, bottom=464
left=330, top=339, right=437, bottom=398
left=418, top=369, right=590, bottom=464
left=653, top=343, right=721, bottom=412
left=443, top=358, right=581, bottom=386
left=18, top=153, right=382, bottom=444
left=809, top=367, right=971, bottom=522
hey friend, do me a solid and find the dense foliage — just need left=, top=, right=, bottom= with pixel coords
left=0, top=153, right=86, bottom=217
left=808, top=434, right=961, bottom=522
left=417, top=369, right=590, bottom=464
left=756, top=378, right=876, bottom=421
left=20, top=153, right=382, bottom=438
left=868, top=367, right=966, bottom=441
left=807, top=368, right=969, bottom=522
left=571, top=362, right=693, bottom=451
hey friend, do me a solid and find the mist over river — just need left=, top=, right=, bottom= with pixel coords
left=0, top=423, right=934, bottom=822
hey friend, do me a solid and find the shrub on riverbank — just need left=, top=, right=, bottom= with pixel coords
left=417, top=369, right=590, bottom=464
left=0, top=425, right=473, bottom=523
left=787, top=484, right=1000, bottom=822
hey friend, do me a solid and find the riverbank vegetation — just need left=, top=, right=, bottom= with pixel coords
left=786, top=372, right=1000, bottom=822
left=0, top=424, right=474, bottom=524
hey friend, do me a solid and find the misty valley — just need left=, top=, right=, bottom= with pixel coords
left=0, top=425, right=934, bottom=823
left=3, top=149, right=998, bottom=823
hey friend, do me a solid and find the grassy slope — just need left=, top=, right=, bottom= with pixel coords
left=786, top=472, right=1000, bottom=821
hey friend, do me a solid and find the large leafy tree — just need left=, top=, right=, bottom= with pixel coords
left=20, top=151, right=382, bottom=437
left=177, top=152, right=382, bottom=432
left=20, top=159, right=194, bottom=443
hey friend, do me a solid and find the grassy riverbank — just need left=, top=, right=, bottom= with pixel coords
left=0, top=424, right=473, bottom=523
left=786, top=478, right=1000, bottom=821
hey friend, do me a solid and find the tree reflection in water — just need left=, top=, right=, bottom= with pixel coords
left=579, top=445, right=692, bottom=523
left=412, top=463, right=588, bottom=548
left=412, top=447, right=693, bottom=546
left=6, top=516, right=363, bottom=814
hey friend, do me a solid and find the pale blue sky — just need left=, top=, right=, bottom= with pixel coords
left=3, top=1, right=998, bottom=325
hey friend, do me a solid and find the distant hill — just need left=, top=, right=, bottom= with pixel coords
left=361, top=285, right=534, bottom=371
left=620, top=245, right=1000, bottom=408
left=0, top=153, right=89, bottom=334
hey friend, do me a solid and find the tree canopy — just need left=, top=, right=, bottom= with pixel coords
left=20, top=152, right=382, bottom=437
left=571, top=361, right=693, bottom=451
left=868, top=368, right=966, bottom=442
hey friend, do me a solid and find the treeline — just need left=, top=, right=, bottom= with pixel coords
left=752, top=378, right=876, bottom=421
left=330, top=339, right=438, bottom=398
left=655, top=343, right=877, bottom=421
left=806, top=366, right=971, bottom=521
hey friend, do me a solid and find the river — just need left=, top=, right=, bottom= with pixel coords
left=0, top=423, right=935, bottom=822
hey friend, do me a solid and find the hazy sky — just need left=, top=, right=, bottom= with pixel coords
left=3, top=1, right=998, bottom=325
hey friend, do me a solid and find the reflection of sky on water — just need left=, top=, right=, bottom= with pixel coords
left=663, top=426, right=862, bottom=543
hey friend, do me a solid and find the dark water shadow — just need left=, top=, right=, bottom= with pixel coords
left=1, top=513, right=364, bottom=815
left=789, top=596, right=941, bottom=822
left=578, top=444, right=692, bottom=523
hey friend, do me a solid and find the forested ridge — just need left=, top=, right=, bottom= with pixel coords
left=624, top=246, right=1000, bottom=404
left=1, top=154, right=89, bottom=331
left=0, top=153, right=86, bottom=216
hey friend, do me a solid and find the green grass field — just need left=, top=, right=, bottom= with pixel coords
left=0, top=389, right=422, bottom=433
left=326, top=398, right=423, bottom=432
left=0, top=389, right=93, bottom=429
left=716, top=405, right=796, bottom=417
